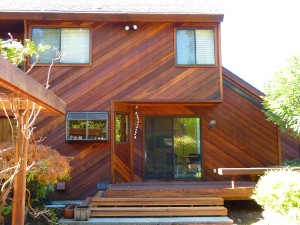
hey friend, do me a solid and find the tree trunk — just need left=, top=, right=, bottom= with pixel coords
left=11, top=111, right=29, bottom=225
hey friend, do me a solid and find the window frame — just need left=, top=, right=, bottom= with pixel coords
left=29, top=26, right=92, bottom=66
left=66, top=111, right=109, bottom=141
left=175, top=27, right=217, bottom=67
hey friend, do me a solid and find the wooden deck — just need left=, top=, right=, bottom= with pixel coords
left=74, top=181, right=255, bottom=220
left=104, top=181, right=256, bottom=200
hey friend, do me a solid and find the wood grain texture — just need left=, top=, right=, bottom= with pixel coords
left=17, top=19, right=299, bottom=201
left=281, top=131, right=300, bottom=161
left=105, top=181, right=255, bottom=200
left=0, top=56, right=66, bottom=115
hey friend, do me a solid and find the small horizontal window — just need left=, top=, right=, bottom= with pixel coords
left=66, top=112, right=108, bottom=141
left=176, top=28, right=215, bottom=65
left=30, top=27, right=90, bottom=64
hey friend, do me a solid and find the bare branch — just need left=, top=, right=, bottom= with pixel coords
left=0, top=165, right=19, bottom=176
left=45, top=47, right=65, bottom=89
left=26, top=55, right=40, bottom=74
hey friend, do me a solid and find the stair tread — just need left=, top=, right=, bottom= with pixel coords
left=92, top=196, right=224, bottom=206
left=91, top=206, right=227, bottom=217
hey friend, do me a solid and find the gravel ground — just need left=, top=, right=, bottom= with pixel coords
left=226, top=200, right=264, bottom=225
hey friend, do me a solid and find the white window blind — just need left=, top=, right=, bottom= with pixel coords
left=61, top=28, right=90, bottom=64
left=176, top=29, right=215, bottom=65
left=195, top=30, right=215, bottom=65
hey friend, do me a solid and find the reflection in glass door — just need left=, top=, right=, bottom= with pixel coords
left=145, top=117, right=201, bottom=180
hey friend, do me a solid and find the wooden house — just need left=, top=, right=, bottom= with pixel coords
left=0, top=0, right=299, bottom=202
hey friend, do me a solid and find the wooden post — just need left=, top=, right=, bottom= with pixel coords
left=12, top=110, right=30, bottom=225
left=231, top=175, right=236, bottom=189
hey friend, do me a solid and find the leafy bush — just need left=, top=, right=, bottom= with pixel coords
left=1, top=143, right=71, bottom=222
left=252, top=169, right=300, bottom=224
left=284, top=158, right=300, bottom=166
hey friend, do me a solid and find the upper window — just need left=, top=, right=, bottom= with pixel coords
left=176, top=29, right=215, bottom=65
left=30, top=27, right=90, bottom=64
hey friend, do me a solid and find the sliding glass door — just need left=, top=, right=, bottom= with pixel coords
left=145, top=117, right=201, bottom=180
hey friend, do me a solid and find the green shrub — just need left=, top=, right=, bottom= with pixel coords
left=252, top=169, right=300, bottom=224
left=284, top=158, right=300, bottom=166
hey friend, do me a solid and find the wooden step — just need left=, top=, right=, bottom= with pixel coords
left=91, top=206, right=227, bottom=217
left=92, top=196, right=224, bottom=207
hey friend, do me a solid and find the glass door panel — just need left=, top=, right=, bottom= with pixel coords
left=145, top=117, right=201, bottom=180
left=145, top=117, right=173, bottom=179
left=174, top=118, right=201, bottom=179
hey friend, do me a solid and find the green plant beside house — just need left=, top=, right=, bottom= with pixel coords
left=252, top=169, right=300, bottom=225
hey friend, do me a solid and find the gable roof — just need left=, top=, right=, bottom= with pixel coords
left=0, top=0, right=223, bottom=22
left=222, top=67, right=265, bottom=108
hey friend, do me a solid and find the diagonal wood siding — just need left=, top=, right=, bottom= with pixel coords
left=17, top=20, right=299, bottom=201
left=281, top=132, right=300, bottom=161
left=25, top=20, right=222, bottom=200
left=132, top=83, right=280, bottom=183
left=27, top=21, right=222, bottom=106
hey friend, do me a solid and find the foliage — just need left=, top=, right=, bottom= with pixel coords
left=1, top=205, right=12, bottom=217
left=284, top=158, right=300, bottom=166
left=0, top=34, right=62, bottom=225
left=27, top=144, right=71, bottom=185
left=0, top=143, right=71, bottom=220
left=70, top=120, right=105, bottom=129
left=252, top=169, right=300, bottom=224
left=48, top=209, right=59, bottom=225
left=1, top=143, right=71, bottom=186
left=263, top=54, right=300, bottom=136
left=0, top=35, right=50, bottom=66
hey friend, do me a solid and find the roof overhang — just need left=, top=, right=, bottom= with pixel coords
left=0, top=12, right=224, bottom=23
left=0, top=56, right=66, bottom=116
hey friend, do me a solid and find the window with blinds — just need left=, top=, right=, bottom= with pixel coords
left=176, top=29, right=215, bottom=65
left=30, top=27, right=90, bottom=64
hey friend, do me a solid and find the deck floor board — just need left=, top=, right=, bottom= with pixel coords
left=104, top=181, right=255, bottom=200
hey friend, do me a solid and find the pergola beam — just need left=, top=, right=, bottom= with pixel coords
left=0, top=56, right=66, bottom=115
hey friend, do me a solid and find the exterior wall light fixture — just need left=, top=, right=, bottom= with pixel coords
left=209, top=120, right=216, bottom=130
left=125, top=25, right=138, bottom=31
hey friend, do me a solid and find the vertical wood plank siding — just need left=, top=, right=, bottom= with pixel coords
left=23, top=21, right=299, bottom=200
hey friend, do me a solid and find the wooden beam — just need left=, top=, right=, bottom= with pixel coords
left=217, top=167, right=300, bottom=176
left=217, top=167, right=300, bottom=189
left=0, top=56, right=66, bottom=115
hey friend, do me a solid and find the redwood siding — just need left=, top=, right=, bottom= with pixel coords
left=26, top=20, right=222, bottom=200
left=11, top=20, right=297, bottom=201
left=281, top=132, right=300, bottom=161
left=27, top=21, right=222, bottom=105
left=131, top=84, right=279, bottom=183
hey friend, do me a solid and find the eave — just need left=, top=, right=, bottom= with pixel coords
left=0, top=12, right=224, bottom=23
left=0, top=56, right=66, bottom=116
